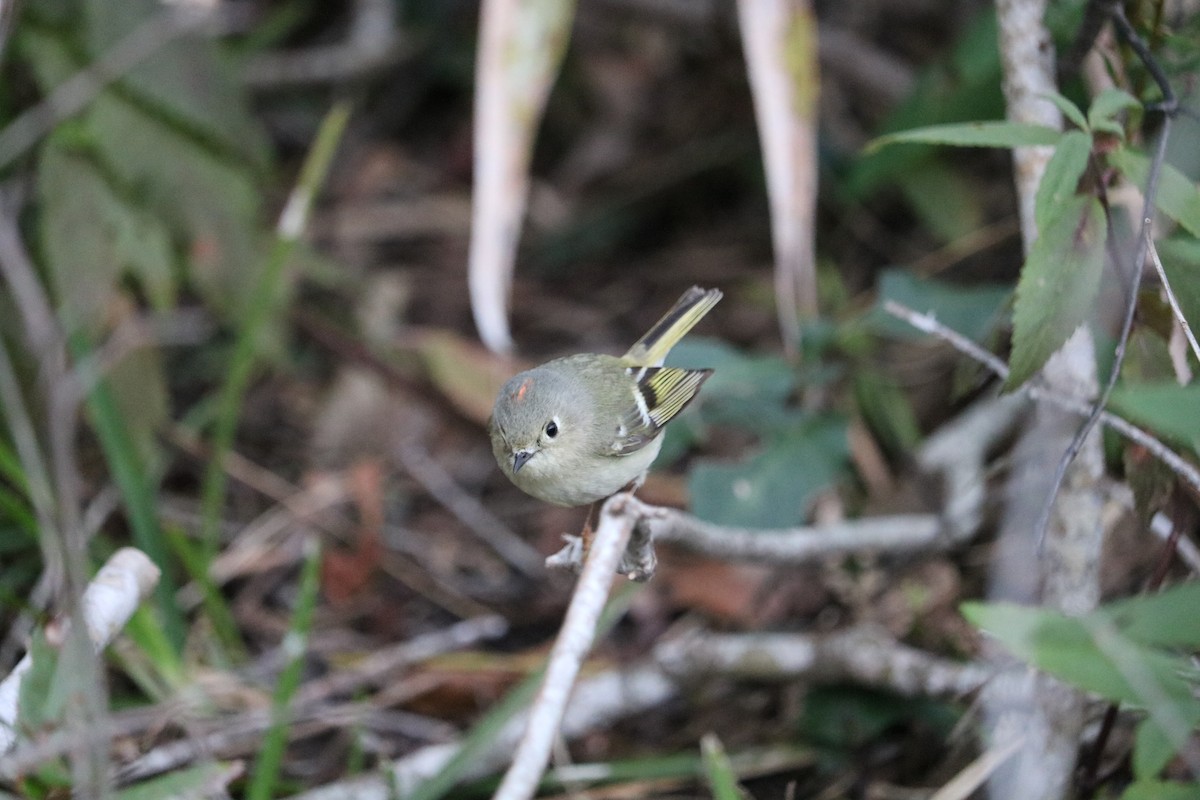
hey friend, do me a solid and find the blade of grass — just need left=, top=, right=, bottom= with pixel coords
left=198, top=101, right=351, bottom=568
left=0, top=483, right=37, bottom=540
left=67, top=331, right=186, bottom=652
left=117, top=605, right=185, bottom=697
left=162, top=523, right=244, bottom=664
left=457, top=745, right=816, bottom=798
left=246, top=535, right=322, bottom=800
left=701, top=733, right=745, bottom=800
left=0, top=435, right=29, bottom=493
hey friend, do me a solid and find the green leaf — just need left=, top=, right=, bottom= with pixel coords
left=1154, top=237, right=1200, bottom=335
left=1043, top=91, right=1088, bottom=130
left=1034, top=130, right=1092, bottom=232
left=83, top=0, right=269, bottom=169
left=1110, top=150, right=1200, bottom=239
left=867, top=121, right=1061, bottom=153
left=1109, top=383, right=1200, bottom=455
left=700, top=734, right=744, bottom=800
left=116, top=762, right=240, bottom=800
left=84, top=92, right=269, bottom=327
left=689, top=415, right=847, bottom=528
left=17, top=631, right=60, bottom=734
left=1134, top=718, right=1178, bottom=780
left=1006, top=195, right=1107, bottom=389
left=962, top=600, right=1200, bottom=709
left=1087, top=88, right=1141, bottom=137
left=667, top=338, right=796, bottom=409
left=870, top=268, right=1010, bottom=344
left=37, top=143, right=177, bottom=332
left=1122, top=780, right=1200, bottom=800
left=1105, top=582, right=1200, bottom=649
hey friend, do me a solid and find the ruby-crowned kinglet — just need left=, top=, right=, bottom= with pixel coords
left=488, top=287, right=722, bottom=507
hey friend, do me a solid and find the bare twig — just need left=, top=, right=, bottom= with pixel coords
left=0, top=548, right=161, bottom=754
left=644, top=505, right=944, bottom=560
left=930, top=735, right=1027, bottom=800
left=492, top=493, right=638, bottom=800
left=1146, top=230, right=1200, bottom=364
left=549, top=378, right=1027, bottom=578
left=287, top=623, right=995, bottom=800
left=393, top=442, right=544, bottom=578
left=116, top=616, right=507, bottom=782
left=883, top=301, right=1200, bottom=500
left=241, top=0, right=409, bottom=88
left=657, top=626, right=994, bottom=698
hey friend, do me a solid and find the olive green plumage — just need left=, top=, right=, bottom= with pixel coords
left=488, top=287, right=721, bottom=507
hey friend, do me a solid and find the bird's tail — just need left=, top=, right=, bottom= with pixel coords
left=623, top=286, right=723, bottom=366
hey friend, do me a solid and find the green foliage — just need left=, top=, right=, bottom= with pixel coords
left=1086, top=88, right=1141, bottom=136
left=16, top=631, right=63, bottom=736
left=114, top=763, right=242, bottom=800
left=799, top=686, right=958, bottom=751
left=1109, top=383, right=1200, bottom=455
left=1005, top=195, right=1107, bottom=389
left=847, top=10, right=1006, bottom=198
left=867, top=120, right=1061, bottom=152
left=963, top=582, right=1200, bottom=780
left=689, top=414, right=848, bottom=529
left=1110, top=150, right=1200, bottom=239
left=898, top=161, right=986, bottom=244
left=247, top=538, right=322, bottom=800
left=869, top=269, right=1010, bottom=344
left=700, top=734, right=746, bottom=800
left=1121, top=780, right=1200, bottom=800
left=1034, top=129, right=1091, bottom=231
left=853, top=370, right=921, bottom=455
left=1154, top=237, right=1200, bottom=333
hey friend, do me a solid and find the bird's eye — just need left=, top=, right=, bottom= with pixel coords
left=544, top=420, right=559, bottom=439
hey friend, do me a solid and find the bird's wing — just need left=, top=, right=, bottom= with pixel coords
left=610, top=366, right=712, bottom=455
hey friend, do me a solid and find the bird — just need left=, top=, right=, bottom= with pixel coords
left=488, top=287, right=721, bottom=507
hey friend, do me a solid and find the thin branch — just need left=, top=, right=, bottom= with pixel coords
left=491, top=493, right=638, bottom=800
left=645, top=506, right=944, bottom=561
left=1034, top=3, right=1179, bottom=550
left=242, top=0, right=410, bottom=88
left=287, top=624, right=992, bottom=800
left=657, top=626, right=995, bottom=698
left=114, top=616, right=507, bottom=783
left=1146, top=229, right=1200, bottom=364
left=392, top=441, right=544, bottom=578
left=883, top=300, right=1200, bottom=499
left=930, top=736, right=1027, bottom=800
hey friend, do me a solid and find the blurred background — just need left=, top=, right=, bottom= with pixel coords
left=0, top=0, right=1197, bottom=797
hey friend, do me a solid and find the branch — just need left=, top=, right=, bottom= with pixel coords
left=1146, top=229, right=1200, bottom=366
left=883, top=300, right=1200, bottom=499
left=0, top=548, right=161, bottom=754
left=286, top=625, right=989, bottom=800
left=657, top=626, right=994, bottom=698
left=491, top=493, right=638, bottom=800
left=1034, top=2, right=1179, bottom=548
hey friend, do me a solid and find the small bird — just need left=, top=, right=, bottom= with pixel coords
left=488, top=287, right=722, bottom=507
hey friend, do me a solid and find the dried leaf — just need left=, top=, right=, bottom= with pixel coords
left=469, top=0, right=577, bottom=352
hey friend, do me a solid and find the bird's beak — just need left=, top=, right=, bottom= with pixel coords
left=512, top=449, right=535, bottom=474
